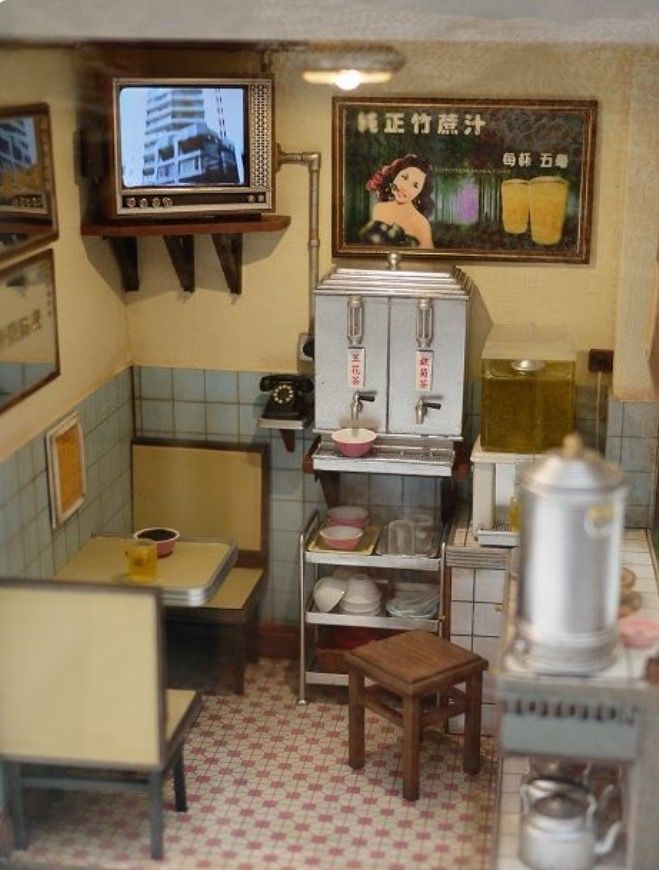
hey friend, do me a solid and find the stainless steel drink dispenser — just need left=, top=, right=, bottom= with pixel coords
left=312, top=258, right=474, bottom=475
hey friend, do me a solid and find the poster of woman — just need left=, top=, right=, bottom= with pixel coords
left=332, top=97, right=597, bottom=263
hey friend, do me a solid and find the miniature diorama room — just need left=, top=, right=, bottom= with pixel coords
left=0, top=2, right=658, bottom=868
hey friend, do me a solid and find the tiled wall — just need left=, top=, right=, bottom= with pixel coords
left=2, top=368, right=658, bottom=627
left=0, top=369, right=133, bottom=579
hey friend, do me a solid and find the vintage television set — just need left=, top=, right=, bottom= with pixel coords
left=92, top=76, right=275, bottom=220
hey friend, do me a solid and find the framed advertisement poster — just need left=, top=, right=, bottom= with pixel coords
left=332, top=97, right=597, bottom=263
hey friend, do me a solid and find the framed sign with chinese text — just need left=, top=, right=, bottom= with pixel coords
left=332, top=97, right=597, bottom=263
left=0, top=104, right=58, bottom=264
left=0, top=249, right=59, bottom=416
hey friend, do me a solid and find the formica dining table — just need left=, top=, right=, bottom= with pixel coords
left=54, top=535, right=237, bottom=607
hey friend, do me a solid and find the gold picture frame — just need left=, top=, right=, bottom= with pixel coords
left=0, top=103, right=58, bottom=264
left=332, top=97, right=597, bottom=263
left=46, top=412, right=86, bottom=528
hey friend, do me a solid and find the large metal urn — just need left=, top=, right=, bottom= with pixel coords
left=514, top=433, right=627, bottom=674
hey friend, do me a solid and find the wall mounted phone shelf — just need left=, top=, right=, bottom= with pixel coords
left=258, top=415, right=313, bottom=452
left=80, top=214, right=291, bottom=294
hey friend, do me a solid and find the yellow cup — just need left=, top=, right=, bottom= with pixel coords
left=529, top=176, right=569, bottom=245
left=126, top=541, right=157, bottom=583
left=501, top=179, right=529, bottom=234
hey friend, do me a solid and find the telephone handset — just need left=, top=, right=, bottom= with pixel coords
left=260, top=375, right=314, bottom=421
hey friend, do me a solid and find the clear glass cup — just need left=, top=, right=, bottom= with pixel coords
left=125, top=541, right=157, bottom=582
left=387, top=519, right=415, bottom=555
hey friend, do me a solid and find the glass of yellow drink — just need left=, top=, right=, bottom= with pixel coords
left=501, top=179, right=530, bottom=234
left=529, top=176, right=569, bottom=245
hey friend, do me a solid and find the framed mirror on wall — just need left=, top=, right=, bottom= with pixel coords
left=0, top=103, right=58, bottom=263
left=0, top=249, right=59, bottom=414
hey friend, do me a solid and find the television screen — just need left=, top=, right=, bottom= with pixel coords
left=118, top=85, right=247, bottom=190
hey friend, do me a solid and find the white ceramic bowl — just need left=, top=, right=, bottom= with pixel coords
left=327, top=505, right=369, bottom=528
left=313, top=576, right=348, bottom=612
left=331, top=428, right=377, bottom=458
left=319, top=525, right=364, bottom=551
left=343, top=574, right=381, bottom=605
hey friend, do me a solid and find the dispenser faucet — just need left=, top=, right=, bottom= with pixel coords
left=351, top=391, right=376, bottom=421
left=415, top=397, right=442, bottom=424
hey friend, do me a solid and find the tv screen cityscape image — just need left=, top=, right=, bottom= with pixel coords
left=118, top=85, right=247, bottom=189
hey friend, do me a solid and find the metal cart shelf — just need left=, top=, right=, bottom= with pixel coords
left=298, top=509, right=447, bottom=701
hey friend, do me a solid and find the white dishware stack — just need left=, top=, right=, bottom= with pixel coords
left=386, top=588, right=440, bottom=619
left=339, top=574, right=382, bottom=616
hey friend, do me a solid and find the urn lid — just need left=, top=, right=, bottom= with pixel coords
left=531, top=792, right=591, bottom=833
left=521, top=433, right=625, bottom=494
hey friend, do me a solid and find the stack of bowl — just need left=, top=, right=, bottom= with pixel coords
left=339, top=574, right=382, bottom=616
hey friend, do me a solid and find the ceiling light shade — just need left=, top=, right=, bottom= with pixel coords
left=299, top=45, right=405, bottom=90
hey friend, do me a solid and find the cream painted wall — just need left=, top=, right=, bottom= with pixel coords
left=0, top=49, right=131, bottom=464
left=124, top=42, right=655, bottom=392
left=1, top=40, right=657, bottom=468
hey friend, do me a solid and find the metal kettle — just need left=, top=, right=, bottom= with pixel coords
left=515, top=432, right=627, bottom=674
left=519, top=788, right=622, bottom=870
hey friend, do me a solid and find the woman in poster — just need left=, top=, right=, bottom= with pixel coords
left=359, top=153, right=435, bottom=248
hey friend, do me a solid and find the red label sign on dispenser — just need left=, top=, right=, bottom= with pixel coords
left=416, top=350, right=433, bottom=391
left=348, top=348, right=365, bottom=389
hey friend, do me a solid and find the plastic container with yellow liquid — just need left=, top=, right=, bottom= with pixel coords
left=481, top=324, right=576, bottom=454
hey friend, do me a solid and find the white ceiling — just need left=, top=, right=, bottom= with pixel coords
left=0, top=0, right=658, bottom=46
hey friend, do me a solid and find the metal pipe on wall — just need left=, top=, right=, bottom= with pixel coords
left=276, top=144, right=321, bottom=330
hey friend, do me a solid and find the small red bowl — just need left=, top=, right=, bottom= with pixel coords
left=134, top=527, right=180, bottom=558
left=327, top=505, right=369, bottom=528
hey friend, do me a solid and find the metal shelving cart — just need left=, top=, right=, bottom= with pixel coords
left=297, top=508, right=448, bottom=703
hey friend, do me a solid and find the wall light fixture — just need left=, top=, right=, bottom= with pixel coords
left=299, top=45, right=405, bottom=91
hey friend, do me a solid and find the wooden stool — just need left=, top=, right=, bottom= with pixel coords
left=344, top=630, right=489, bottom=801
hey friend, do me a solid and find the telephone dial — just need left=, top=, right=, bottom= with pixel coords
left=259, top=375, right=314, bottom=421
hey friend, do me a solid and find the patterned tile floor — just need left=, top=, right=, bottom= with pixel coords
left=5, top=656, right=496, bottom=870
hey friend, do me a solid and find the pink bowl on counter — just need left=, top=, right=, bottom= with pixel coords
left=331, top=428, right=377, bottom=458
left=327, top=505, right=369, bottom=528
left=319, top=524, right=364, bottom=551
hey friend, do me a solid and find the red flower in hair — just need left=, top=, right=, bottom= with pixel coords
left=365, top=171, right=384, bottom=192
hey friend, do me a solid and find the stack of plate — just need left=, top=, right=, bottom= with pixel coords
left=385, top=589, right=439, bottom=619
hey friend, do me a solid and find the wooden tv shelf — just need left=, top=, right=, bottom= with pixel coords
left=80, top=213, right=291, bottom=294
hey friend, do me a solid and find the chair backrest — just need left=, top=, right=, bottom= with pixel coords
left=0, top=578, right=165, bottom=769
left=132, top=439, right=269, bottom=568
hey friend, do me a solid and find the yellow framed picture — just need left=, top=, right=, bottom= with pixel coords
left=46, top=411, right=86, bottom=527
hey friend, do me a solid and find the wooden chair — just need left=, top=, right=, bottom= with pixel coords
left=0, top=577, right=201, bottom=860
left=344, top=629, right=488, bottom=801
left=132, top=439, right=269, bottom=694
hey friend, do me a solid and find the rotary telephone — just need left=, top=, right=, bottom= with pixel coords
left=259, top=375, right=314, bottom=421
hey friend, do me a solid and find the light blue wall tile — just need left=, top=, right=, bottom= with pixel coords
left=0, top=505, right=7, bottom=545
left=20, top=481, right=37, bottom=524
left=402, top=477, right=436, bottom=509
left=205, top=370, right=238, bottom=403
left=575, top=386, right=597, bottom=421
left=174, top=401, right=206, bottom=435
left=142, top=399, right=174, bottom=434
left=625, top=471, right=653, bottom=506
left=141, top=366, right=173, bottom=400
left=270, top=499, right=304, bottom=532
left=622, top=402, right=659, bottom=439
left=238, top=371, right=266, bottom=404
left=36, top=507, right=52, bottom=552
left=31, top=437, right=46, bottom=476
left=16, top=444, right=33, bottom=487
left=303, top=474, right=325, bottom=505
left=173, top=369, right=205, bottom=402
left=270, top=560, right=298, bottom=594
left=239, top=402, right=268, bottom=439
left=270, top=590, right=299, bottom=625
left=38, top=549, right=55, bottom=577
left=370, top=474, right=403, bottom=506
left=607, top=398, right=623, bottom=437
left=605, top=437, right=621, bottom=463
left=7, top=533, right=25, bottom=575
left=271, top=530, right=299, bottom=563
left=339, top=473, right=370, bottom=505
left=271, top=435, right=305, bottom=470
left=0, top=455, right=19, bottom=505
left=621, top=438, right=657, bottom=473
left=22, top=522, right=39, bottom=566
left=206, top=403, right=239, bottom=437
left=272, top=469, right=304, bottom=501
left=5, top=497, right=21, bottom=537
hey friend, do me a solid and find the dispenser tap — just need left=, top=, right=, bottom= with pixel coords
left=415, top=397, right=442, bottom=424
left=351, top=391, right=376, bottom=420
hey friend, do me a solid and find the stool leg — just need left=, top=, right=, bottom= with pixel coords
left=348, top=667, right=365, bottom=770
left=463, top=671, right=483, bottom=775
left=402, top=695, right=421, bottom=801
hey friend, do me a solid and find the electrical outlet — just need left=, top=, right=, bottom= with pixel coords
left=588, top=348, right=614, bottom=373
left=297, top=333, right=314, bottom=362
